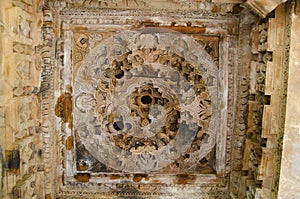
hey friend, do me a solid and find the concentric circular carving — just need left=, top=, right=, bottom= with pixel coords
left=74, top=28, right=218, bottom=173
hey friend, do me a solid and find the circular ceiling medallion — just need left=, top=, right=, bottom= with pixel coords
left=74, top=28, right=218, bottom=173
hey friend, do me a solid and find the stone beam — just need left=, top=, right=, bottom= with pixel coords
left=278, top=1, right=300, bottom=198
left=245, top=0, right=287, bottom=18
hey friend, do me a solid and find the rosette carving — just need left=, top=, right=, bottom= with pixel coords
left=74, top=28, right=218, bottom=173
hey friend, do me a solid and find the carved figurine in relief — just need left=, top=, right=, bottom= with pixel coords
left=255, top=63, right=266, bottom=92
left=258, top=22, right=268, bottom=52
left=259, top=30, right=268, bottom=44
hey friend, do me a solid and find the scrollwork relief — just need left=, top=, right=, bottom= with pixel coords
left=73, top=28, right=219, bottom=173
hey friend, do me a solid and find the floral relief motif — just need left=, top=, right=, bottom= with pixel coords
left=73, top=28, right=219, bottom=174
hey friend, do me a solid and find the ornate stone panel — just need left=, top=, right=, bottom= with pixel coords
left=45, top=7, right=240, bottom=197
left=73, top=29, right=218, bottom=174
left=53, top=0, right=244, bottom=13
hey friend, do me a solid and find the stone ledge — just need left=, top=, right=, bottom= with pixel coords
left=245, top=0, right=287, bottom=18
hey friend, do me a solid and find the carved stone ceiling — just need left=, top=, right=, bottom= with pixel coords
left=0, top=0, right=291, bottom=198
left=45, top=0, right=249, bottom=198
left=73, top=29, right=218, bottom=174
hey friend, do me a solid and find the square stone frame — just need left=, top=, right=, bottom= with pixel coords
left=52, top=10, right=239, bottom=197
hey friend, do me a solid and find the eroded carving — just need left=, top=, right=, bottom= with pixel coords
left=18, top=16, right=30, bottom=37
